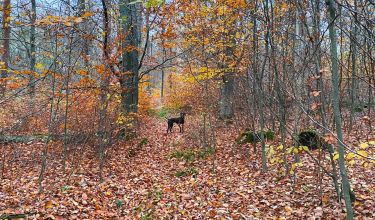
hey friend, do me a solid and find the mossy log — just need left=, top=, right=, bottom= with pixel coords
left=236, top=129, right=275, bottom=144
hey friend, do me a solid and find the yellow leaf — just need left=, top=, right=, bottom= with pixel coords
left=293, top=148, right=299, bottom=154
left=105, top=191, right=111, bottom=196
left=333, top=153, right=339, bottom=160
left=346, top=153, right=355, bottom=160
left=235, top=32, right=241, bottom=39
left=286, top=147, right=293, bottom=154
left=359, top=143, right=369, bottom=149
left=357, top=150, right=368, bottom=158
left=349, top=160, right=355, bottom=166
left=368, top=141, right=375, bottom=145
left=217, top=5, right=227, bottom=16
left=35, top=63, right=43, bottom=69
left=277, top=144, right=283, bottom=150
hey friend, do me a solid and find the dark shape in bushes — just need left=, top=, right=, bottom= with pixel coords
left=298, top=129, right=333, bottom=153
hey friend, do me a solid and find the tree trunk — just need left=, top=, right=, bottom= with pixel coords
left=98, top=0, right=111, bottom=182
left=219, top=72, right=234, bottom=120
left=119, top=0, right=142, bottom=114
left=29, top=0, right=36, bottom=98
left=219, top=6, right=235, bottom=120
left=349, top=0, right=358, bottom=129
left=326, top=0, right=354, bottom=219
left=1, top=0, right=11, bottom=97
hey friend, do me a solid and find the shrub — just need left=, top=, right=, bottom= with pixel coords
left=236, top=129, right=275, bottom=144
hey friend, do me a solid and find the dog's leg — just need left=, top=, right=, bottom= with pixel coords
left=167, top=121, right=172, bottom=133
left=178, top=124, right=182, bottom=133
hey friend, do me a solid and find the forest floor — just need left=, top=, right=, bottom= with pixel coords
left=0, top=116, right=374, bottom=219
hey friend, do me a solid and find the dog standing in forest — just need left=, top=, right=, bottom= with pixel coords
left=167, top=113, right=186, bottom=133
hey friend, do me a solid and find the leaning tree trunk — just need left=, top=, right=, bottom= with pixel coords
left=326, top=0, right=354, bottom=219
left=1, top=0, right=11, bottom=97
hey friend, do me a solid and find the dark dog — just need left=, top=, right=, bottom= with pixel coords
left=167, top=113, right=186, bottom=133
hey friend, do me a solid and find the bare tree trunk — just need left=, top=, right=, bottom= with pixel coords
left=28, top=0, right=36, bottom=98
left=1, top=0, right=11, bottom=97
left=250, top=0, right=258, bottom=154
left=98, top=0, right=110, bottom=182
left=119, top=0, right=141, bottom=114
left=219, top=71, right=234, bottom=120
left=326, top=0, right=354, bottom=218
left=219, top=37, right=235, bottom=119
left=257, top=0, right=270, bottom=173
left=349, top=0, right=358, bottom=129
left=160, top=28, right=166, bottom=100
left=118, top=0, right=142, bottom=138
left=76, top=0, right=90, bottom=68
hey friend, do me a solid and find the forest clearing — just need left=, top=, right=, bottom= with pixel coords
left=0, top=0, right=374, bottom=219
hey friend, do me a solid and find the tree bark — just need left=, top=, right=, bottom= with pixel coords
left=119, top=0, right=142, bottom=114
left=29, top=0, right=36, bottom=98
left=1, top=0, right=11, bottom=97
left=219, top=2, right=235, bottom=120
left=349, top=0, right=358, bottom=129
left=326, top=0, right=354, bottom=219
